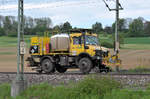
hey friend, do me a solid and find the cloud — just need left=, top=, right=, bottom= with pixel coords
left=119, top=0, right=150, bottom=20
left=0, top=0, right=98, bottom=10
left=0, top=0, right=150, bottom=28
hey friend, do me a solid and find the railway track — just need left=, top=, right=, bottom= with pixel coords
left=1, top=71, right=150, bottom=76
left=1, top=71, right=150, bottom=89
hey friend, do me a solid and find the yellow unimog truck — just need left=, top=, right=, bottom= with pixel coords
left=26, top=29, right=121, bottom=74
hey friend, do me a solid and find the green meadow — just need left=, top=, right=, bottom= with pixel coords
left=0, top=35, right=149, bottom=50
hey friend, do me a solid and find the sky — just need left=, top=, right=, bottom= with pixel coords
left=0, top=0, right=150, bottom=28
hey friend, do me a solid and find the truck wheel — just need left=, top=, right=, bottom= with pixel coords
left=79, top=57, right=92, bottom=74
left=56, top=65, right=67, bottom=73
left=41, top=59, right=55, bottom=73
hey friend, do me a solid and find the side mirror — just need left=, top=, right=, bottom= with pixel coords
left=85, top=46, right=89, bottom=49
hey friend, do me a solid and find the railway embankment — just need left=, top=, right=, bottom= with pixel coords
left=0, top=73, right=150, bottom=89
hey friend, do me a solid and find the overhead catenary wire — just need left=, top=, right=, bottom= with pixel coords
left=0, top=0, right=101, bottom=15
left=102, top=0, right=123, bottom=11
left=102, top=0, right=112, bottom=11
left=0, top=0, right=98, bottom=10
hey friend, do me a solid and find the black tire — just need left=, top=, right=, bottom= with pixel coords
left=79, top=57, right=92, bottom=74
left=41, top=59, right=55, bottom=73
left=56, top=65, right=67, bottom=73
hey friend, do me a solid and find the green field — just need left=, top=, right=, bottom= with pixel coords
left=1, top=76, right=150, bottom=99
left=122, top=37, right=150, bottom=49
left=0, top=36, right=149, bottom=49
left=100, top=36, right=150, bottom=49
left=0, top=36, right=31, bottom=47
left=124, top=37, right=150, bottom=44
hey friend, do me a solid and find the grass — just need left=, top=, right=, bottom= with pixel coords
left=124, top=37, right=150, bottom=44
left=121, top=44, right=150, bottom=50
left=100, top=36, right=150, bottom=49
left=1, top=76, right=150, bottom=99
left=103, top=89, right=150, bottom=99
left=121, top=37, right=150, bottom=49
left=0, top=76, right=121, bottom=99
left=0, top=52, right=16, bottom=55
left=16, top=76, right=121, bottom=99
left=0, top=35, right=32, bottom=47
left=0, top=83, right=11, bottom=99
left=0, top=35, right=150, bottom=49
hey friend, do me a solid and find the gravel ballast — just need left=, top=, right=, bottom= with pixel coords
left=0, top=73, right=150, bottom=89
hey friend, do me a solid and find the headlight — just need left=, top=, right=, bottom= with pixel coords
left=97, top=56, right=100, bottom=59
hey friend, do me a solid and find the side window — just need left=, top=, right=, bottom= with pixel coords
left=73, top=36, right=81, bottom=45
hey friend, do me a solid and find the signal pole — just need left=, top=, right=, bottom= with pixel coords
left=102, top=0, right=123, bottom=54
left=11, top=0, right=27, bottom=97
left=102, top=0, right=123, bottom=71
left=115, top=0, right=120, bottom=54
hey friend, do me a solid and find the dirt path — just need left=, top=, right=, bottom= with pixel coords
left=120, top=49, right=150, bottom=69
left=0, top=47, right=150, bottom=72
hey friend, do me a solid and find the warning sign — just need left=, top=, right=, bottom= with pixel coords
left=20, top=41, right=26, bottom=55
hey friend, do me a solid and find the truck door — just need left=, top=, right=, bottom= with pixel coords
left=70, top=36, right=84, bottom=56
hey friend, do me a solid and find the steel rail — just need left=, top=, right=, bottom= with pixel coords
left=1, top=72, right=150, bottom=76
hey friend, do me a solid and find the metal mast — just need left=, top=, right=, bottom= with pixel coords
left=17, top=0, right=24, bottom=80
left=11, top=0, right=26, bottom=97
left=115, top=0, right=119, bottom=54
left=102, top=0, right=123, bottom=54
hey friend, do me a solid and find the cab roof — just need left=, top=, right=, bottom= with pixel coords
left=69, top=29, right=93, bottom=34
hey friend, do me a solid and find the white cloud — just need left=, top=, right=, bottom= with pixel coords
left=0, top=0, right=150, bottom=27
left=0, top=0, right=98, bottom=10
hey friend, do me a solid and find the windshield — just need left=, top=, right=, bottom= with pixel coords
left=85, top=35, right=99, bottom=45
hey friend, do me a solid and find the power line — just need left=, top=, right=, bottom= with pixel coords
left=102, top=0, right=123, bottom=11
left=0, top=0, right=98, bottom=12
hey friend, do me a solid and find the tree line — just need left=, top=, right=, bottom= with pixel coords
left=93, top=17, right=150, bottom=37
left=0, top=15, right=150, bottom=37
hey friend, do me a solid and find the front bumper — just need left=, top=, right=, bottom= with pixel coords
left=92, top=56, right=102, bottom=60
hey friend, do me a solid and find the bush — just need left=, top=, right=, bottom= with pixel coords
left=0, top=28, right=5, bottom=36
left=74, top=75, right=121, bottom=96
left=101, top=41, right=114, bottom=48
left=109, top=33, right=125, bottom=45
left=7, top=31, right=17, bottom=37
left=0, top=84, right=11, bottom=99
